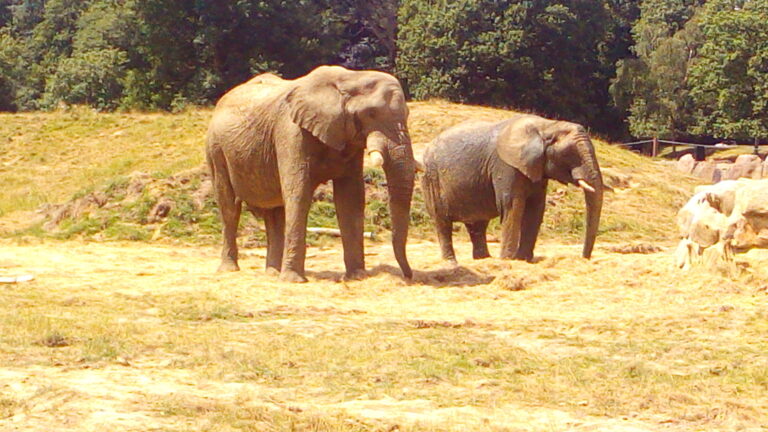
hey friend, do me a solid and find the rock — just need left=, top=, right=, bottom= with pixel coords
left=601, top=167, right=633, bottom=190
left=192, top=179, right=213, bottom=210
left=693, top=160, right=718, bottom=183
left=677, top=179, right=768, bottom=270
left=127, top=171, right=151, bottom=197
left=43, top=204, right=70, bottom=231
left=726, top=154, right=762, bottom=180
left=148, top=198, right=174, bottom=223
left=677, top=154, right=696, bottom=175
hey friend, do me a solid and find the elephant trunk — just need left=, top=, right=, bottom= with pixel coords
left=367, top=130, right=415, bottom=279
left=582, top=176, right=603, bottom=259
left=574, top=138, right=604, bottom=259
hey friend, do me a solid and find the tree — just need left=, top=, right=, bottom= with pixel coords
left=41, top=0, right=139, bottom=109
left=609, top=0, right=704, bottom=139
left=397, top=0, right=633, bottom=136
left=132, top=0, right=346, bottom=109
left=333, top=0, right=399, bottom=71
left=688, top=0, right=768, bottom=141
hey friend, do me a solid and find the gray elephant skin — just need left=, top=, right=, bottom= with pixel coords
left=421, top=114, right=604, bottom=263
left=206, top=66, right=416, bottom=283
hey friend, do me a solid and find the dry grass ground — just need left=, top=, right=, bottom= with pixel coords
left=2, top=101, right=765, bottom=431
left=1, top=238, right=767, bottom=431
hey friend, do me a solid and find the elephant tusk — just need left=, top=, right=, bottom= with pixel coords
left=578, top=180, right=596, bottom=193
left=415, top=159, right=425, bottom=173
left=369, top=150, right=384, bottom=167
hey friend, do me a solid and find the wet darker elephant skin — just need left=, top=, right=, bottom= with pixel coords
left=421, top=114, right=604, bottom=263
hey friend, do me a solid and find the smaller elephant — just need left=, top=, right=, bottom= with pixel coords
left=421, top=114, right=604, bottom=263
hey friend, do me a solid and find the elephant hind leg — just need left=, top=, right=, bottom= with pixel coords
left=465, top=221, right=491, bottom=259
left=211, top=157, right=242, bottom=272
left=263, top=207, right=285, bottom=275
left=435, top=216, right=457, bottom=265
left=422, top=172, right=456, bottom=265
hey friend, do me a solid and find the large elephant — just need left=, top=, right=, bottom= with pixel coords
left=421, top=114, right=604, bottom=263
left=205, top=66, right=416, bottom=282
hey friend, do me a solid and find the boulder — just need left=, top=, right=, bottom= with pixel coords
left=726, top=154, right=762, bottom=180
left=147, top=197, right=174, bottom=223
left=692, top=160, right=718, bottom=183
left=601, top=167, right=633, bottom=190
left=676, top=179, right=768, bottom=269
left=676, top=153, right=697, bottom=175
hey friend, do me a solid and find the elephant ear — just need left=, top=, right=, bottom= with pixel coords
left=286, top=75, right=351, bottom=151
left=496, top=122, right=545, bottom=182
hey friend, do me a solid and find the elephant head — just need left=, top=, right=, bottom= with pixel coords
left=285, top=66, right=415, bottom=278
left=497, top=117, right=604, bottom=258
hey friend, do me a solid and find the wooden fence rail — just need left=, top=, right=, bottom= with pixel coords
left=615, top=138, right=765, bottom=161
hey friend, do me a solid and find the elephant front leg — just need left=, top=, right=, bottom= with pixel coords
left=279, top=185, right=313, bottom=283
left=515, top=181, right=547, bottom=261
left=264, top=207, right=285, bottom=275
left=499, top=198, right=526, bottom=259
left=465, top=221, right=491, bottom=259
left=333, top=175, right=366, bottom=280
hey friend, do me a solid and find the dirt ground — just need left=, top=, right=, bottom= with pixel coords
left=1, top=238, right=767, bottom=431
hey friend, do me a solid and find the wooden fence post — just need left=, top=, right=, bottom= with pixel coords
left=754, top=137, right=759, bottom=155
left=652, top=137, right=659, bottom=157
left=694, top=145, right=705, bottom=161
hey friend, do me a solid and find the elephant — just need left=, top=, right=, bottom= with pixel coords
left=205, top=65, right=416, bottom=283
left=421, top=114, right=604, bottom=263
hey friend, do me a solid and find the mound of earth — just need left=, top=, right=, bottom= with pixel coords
left=36, top=166, right=397, bottom=243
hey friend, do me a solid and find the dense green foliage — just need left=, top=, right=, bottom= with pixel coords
left=1, top=0, right=767, bottom=141
left=611, top=0, right=768, bottom=141
left=397, top=0, right=637, bottom=135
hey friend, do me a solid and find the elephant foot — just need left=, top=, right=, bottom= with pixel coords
left=343, top=269, right=368, bottom=281
left=514, top=252, right=534, bottom=262
left=279, top=269, right=308, bottom=283
left=265, top=267, right=281, bottom=277
left=217, top=260, right=240, bottom=272
left=444, top=258, right=459, bottom=268
left=472, top=252, right=491, bottom=260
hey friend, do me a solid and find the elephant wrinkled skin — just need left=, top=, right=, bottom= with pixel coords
left=205, top=66, right=416, bottom=282
left=421, top=114, right=604, bottom=263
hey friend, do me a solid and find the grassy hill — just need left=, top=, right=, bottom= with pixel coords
left=0, top=101, right=702, bottom=245
left=5, top=103, right=768, bottom=432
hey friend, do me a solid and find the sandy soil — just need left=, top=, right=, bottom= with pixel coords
left=1, top=238, right=766, bottom=431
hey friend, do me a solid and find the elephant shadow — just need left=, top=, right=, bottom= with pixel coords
left=308, top=264, right=495, bottom=287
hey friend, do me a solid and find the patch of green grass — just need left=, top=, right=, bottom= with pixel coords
left=103, top=222, right=151, bottom=241
left=80, top=335, right=124, bottom=361
left=308, top=201, right=338, bottom=229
